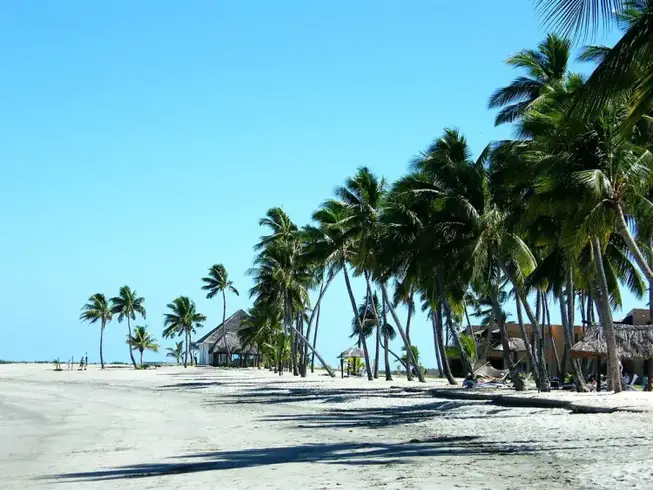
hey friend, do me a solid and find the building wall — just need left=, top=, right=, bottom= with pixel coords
left=484, top=322, right=587, bottom=377
left=198, top=344, right=210, bottom=366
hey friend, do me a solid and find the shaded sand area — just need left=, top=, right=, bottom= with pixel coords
left=1, top=365, right=653, bottom=489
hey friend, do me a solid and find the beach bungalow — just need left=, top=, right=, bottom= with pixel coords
left=571, top=324, right=653, bottom=389
left=195, top=309, right=259, bottom=367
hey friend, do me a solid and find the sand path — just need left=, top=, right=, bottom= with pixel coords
left=1, top=365, right=652, bottom=489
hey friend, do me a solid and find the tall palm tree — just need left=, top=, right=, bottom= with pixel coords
left=110, top=286, right=146, bottom=369
left=162, top=296, right=206, bottom=368
left=202, top=264, right=239, bottom=358
left=166, top=341, right=184, bottom=365
left=80, top=293, right=112, bottom=369
left=249, top=207, right=335, bottom=377
left=127, top=325, right=160, bottom=367
left=489, top=34, right=572, bottom=125
left=331, top=167, right=388, bottom=381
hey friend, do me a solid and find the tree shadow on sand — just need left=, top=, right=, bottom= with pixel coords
left=43, top=436, right=543, bottom=483
left=256, top=401, right=539, bottom=429
left=43, top=434, right=653, bottom=484
left=204, top=385, right=428, bottom=406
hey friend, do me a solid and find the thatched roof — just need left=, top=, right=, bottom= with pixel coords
left=571, top=325, right=653, bottom=360
left=491, top=337, right=527, bottom=353
left=338, top=347, right=364, bottom=359
left=194, top=310, right=257, bottom=355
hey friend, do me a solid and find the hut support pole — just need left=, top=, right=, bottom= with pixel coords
left=648, top=359, right=652, bottom=392
left=340, top=358, right=344, bottom=379
left=597, top=356, right=602, bottom=392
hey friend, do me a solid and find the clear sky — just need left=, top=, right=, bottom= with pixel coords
left=0, top=1, right=633, bottom=368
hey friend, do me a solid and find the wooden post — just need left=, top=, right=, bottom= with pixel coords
left=648, top=358, right=652, bottom=392
left=340, top=358, right=344, bottom=379
left=597, top=356, right=602, bottom=392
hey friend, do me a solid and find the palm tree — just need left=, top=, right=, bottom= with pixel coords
left=331, top=167, right=388, bottom=381
left=489, top=34, right=572, bottom=125
left=127, top=325, right=160, bottom=367
left=202, top=264, right=239, bottom=359
left=80, top=293, right=112, bottom=369
left=536, top=0, right=624, bottom=35
left=110, top=286, right=146, bottom=369
left=249, top=207, right=335, bottom=377
left=162, top=296, right=206, bottom=368
left=166, top=341, right=184, bottom=365
left=539, top=0, right=653, bottom=129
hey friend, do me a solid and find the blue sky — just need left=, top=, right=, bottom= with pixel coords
left=0, top=1, right=633, bottom=368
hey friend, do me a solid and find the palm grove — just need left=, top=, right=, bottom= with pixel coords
left=240, top=1, right=653, bottom=393
left=81, top=1, right=653, bottom=393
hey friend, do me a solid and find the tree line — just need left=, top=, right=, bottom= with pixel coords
left=237, top=2, right=653, bottom=393
left=80, top=264, right=240, bottom=368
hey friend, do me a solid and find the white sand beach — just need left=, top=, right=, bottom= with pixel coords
left=1, top=364, right=653, bottom=489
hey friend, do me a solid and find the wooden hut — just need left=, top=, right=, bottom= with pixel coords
left=338, top=347, right=365, bottom=378
left=196, top=310, right=258, bottom=367
left=571, top=325, right=653, bottom=390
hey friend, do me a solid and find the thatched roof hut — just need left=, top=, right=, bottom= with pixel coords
left=571, top=325, right=653, bottom=360
left=195, top=309, right=257, bottom=356
left=338, top=347, right=364, bottom=359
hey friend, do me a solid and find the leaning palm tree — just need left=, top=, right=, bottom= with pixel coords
left=202, top=264, right=239, bottom=358
left=80, top=293, right=112, bottom=369
left=110, top=286, right=146, bottom=369
left=162, top=296, right=206, bottom=368
left=127, top=325, right=160, bottom=367
left=489, top=34, right=572, bottom=125
left=166, top=341, right=184, bottom=365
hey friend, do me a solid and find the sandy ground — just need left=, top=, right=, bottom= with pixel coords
left=1, top=365, right=653, bottom=489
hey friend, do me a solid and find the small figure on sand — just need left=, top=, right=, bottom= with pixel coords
left=462, top=373, right=478, bottom=389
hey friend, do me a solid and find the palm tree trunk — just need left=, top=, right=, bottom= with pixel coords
left=591, top=236, right=622, bottom=392
left=311, top=302, right=321, bottom=373
left=544, top=295, right=562, bottom=376
left=381, top=283, right=424, bottom=382
left=433, top=304, right=456, bottom=385
left=343, top=265, right=373, bottom=381
left=140, top=349, right=143, bottom=367
left=497, top=263, right=550, bottom=391
left=432, top=318, right=444, bottom=378
left=515, top=294, right=540, bottom=388
left=291, top=331, right=298, bottom=376
left=464, top=306, right=474, bottom=337
left=222, top=290, right=229, bottom=359
left=99, top=321, right=105, bottom=369
left=363, top=272, right=381, bottom=379
left=406, top=290, right=414, bottom=344
left=183, top=330, right=188, bottom=368
left=559, top=294, right=588, bottom=391
left=381, top=292, right=393, bottom=381
left=615, top=203, right=653, bottom=282
left=303, top=277, right=329, bottom=376
left=285, top=319, right=335, bottom=377
left=127, top=317, right=137, bottom=369
left=489, top=285, right=513, bottom=372
left=649, top=278, right=653, bottom=324
left=445, top=302, right=472, bottom=374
